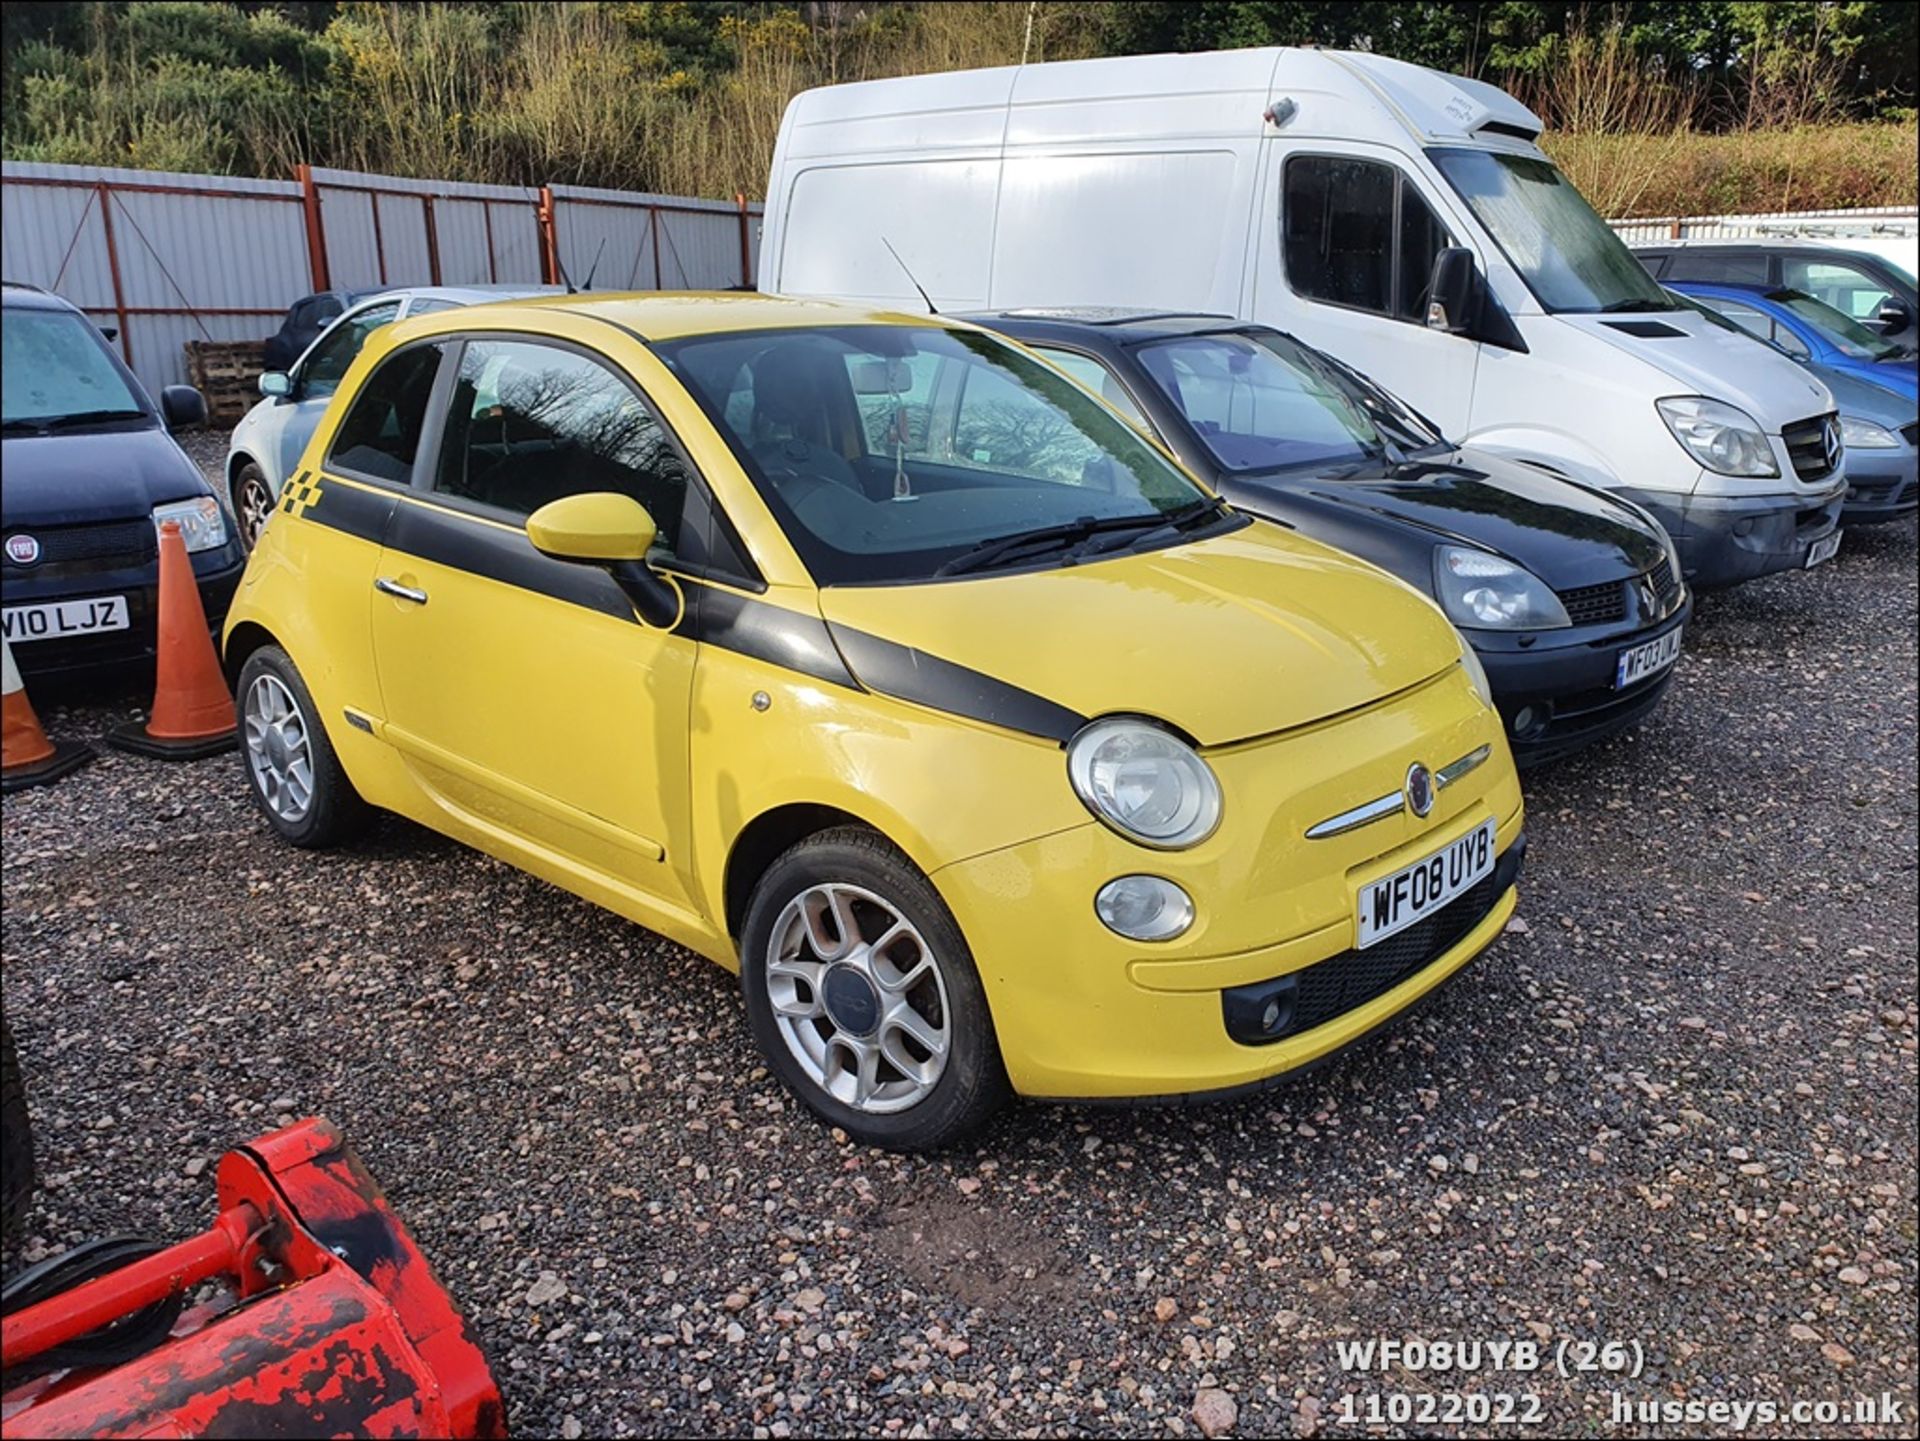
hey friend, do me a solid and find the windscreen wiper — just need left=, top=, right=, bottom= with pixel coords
left=0, top=418, right=49, bottom=435
left=1596, top=298, right=1673, bottom=314
left=1066, top=496, right=1235, bottom=561
left=935, top=511, right=1181, bottom=577
left=42, top=409, right=148, bottom=429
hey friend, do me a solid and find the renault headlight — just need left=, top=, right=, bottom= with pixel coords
left=1067, top=717, right=1222, bottom=849
left=1434, top=546, right=1570, bottom=630
left=1839, top=415, right=1900, bottom=449
left=152, top=497, right=228, bottom=553
left=1656, top=397, right=1778, bottom=477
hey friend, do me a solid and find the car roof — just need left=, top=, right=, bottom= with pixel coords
left=964, top=308, right=1255, bottom=346
left=1, top=282, right=84, bottom=313
left=1635, top=236, right=1895, bottom=254
left=381, top=290, right=965, bottom=343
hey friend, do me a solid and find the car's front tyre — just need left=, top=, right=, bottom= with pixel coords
left=233, top=462, right=275, bottom=552
left=740, top=828, right=1010, bottom=1151
left=236, top=645, right=371, bottom=848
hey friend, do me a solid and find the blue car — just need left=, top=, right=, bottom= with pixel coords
left=1672, top=282, right=1919, bottom=403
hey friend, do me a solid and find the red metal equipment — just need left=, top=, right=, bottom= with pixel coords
left=1, top=1119, right=506, bottom=1438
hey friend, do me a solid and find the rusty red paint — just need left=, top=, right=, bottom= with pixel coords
left=0, top=1119, right=505, bottom=1440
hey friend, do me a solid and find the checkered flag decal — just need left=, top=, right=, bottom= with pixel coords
left=280, top=470, right=324, bottom=519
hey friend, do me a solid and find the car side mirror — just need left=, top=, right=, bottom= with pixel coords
left=1873, top=298, right=1912, bottom=334
left=1425, top=248, right=1479, bottom=334
left=259, top=371, right=293, bottom=399
left=526, top=492, right=680, bottom=627
left=160, top=385, right=208, bottom=433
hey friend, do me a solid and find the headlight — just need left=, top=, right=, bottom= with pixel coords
left=1458, top=644, right=1494, bottom=709
left=152, top=497, right=228, bottom=553
left=1094, top=876, right=1194, bottom=941
left=1655, top=397, right=1778, bottom=477
left=1433, top=546, right=1570, bottom=630
left=1067, top=717, right=1222, bottom=849
left=1839, top=415, right=1900, bottom=449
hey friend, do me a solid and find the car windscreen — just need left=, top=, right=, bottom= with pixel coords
left=1132, top=331, right=1435, bottom=474
left=2, top=307, right=146, bottom=428
left=1429, top=148, right=1676, bottom=314
left=1768, top=289, right=1906, bottom=360
left=657, top=325, right=1214, bottom=585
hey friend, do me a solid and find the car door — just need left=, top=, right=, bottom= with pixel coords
left=271, top=299, right=403, bottom=487
left=367, top=332, right=701, bottom=920
left=1254, top=147, right=1480, bottom=437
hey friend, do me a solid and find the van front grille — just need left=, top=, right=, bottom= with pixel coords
left=1781, top=413, right=1840, bottom=481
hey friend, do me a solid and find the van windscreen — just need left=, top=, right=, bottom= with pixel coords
left=1430, top=149, right=1675, bottom=315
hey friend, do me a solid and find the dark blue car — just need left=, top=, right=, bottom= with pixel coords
left=2, top=283, right=245, bottom=681
left=1673, top=282, right=1919, bottom=403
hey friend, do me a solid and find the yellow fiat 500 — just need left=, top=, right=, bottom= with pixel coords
left=224, top=294, right=1525, bottom=1150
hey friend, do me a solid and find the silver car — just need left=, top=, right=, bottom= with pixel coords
left=225, top=284, right=557, bottom=548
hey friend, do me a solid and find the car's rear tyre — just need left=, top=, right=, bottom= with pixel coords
left=233, top=463, right=275, bottom=552
left=740, top=827, right=1010, bottom=1152
left=236, top=645, right=372, bottom=848
left=2, top=1020, right=32, bottom=1240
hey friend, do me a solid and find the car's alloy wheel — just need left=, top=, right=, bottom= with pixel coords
left=243, top=673, right=313, bottom=823
left=763, top=882, right=950, bottom=1114
left=235, top=466, right=274, bottom=550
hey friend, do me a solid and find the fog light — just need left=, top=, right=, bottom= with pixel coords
left=1260, top=999, right=1283, bottom=1031
left=1511, top=705, right=1540, bottom=736
left=1095, top=876, right=1194, bottom=942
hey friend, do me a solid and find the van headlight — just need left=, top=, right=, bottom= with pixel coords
left=1656, top=397, right=1779, bottom=477
left=1067, top=718, right=1222, bottom=849
left=1434, top=546, right=1570, bottom=630
left=1839, top=415, right=1900, bottom=449
left=152, top=497, right=228, bottom=553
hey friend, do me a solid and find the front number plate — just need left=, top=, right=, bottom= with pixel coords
left=1614, top=627, right=1683, bottom=690
left=1804, top=530, right=1843, bottom=569
left=1357, top=819, right=1497, bottom=951
left=1, top=595, right=130, bottom=643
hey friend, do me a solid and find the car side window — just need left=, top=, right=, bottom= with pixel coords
left=1030, top=346, right=1150, bottom=428
left=326, top=343, right=447, bottom=485
left=1781, top=259, right=1893, bottom=323
left=1664, top=252, right=1769, bottom=284
left=1283, top=156, right=1454, bottom=322
left=302, top=302, right=401, bottom=399
left=433, top=339, right=689, bottom=556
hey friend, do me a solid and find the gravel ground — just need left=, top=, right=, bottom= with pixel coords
left=3, top=432, right=1914, bottom=1437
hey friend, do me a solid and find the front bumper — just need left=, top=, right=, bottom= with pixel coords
left=1840, top=447, right=1918, bottom=524
left=1624, top=486, right=1844, bottom=590
left=2, top=543, right=245, bottom=682
left=935, top=748, right=1525, bottom=1101
left=1475, top=595, right=1691, bottom=769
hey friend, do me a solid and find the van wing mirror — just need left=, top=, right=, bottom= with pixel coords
left=160, top=385, right=208, bottom=433
left=1425, top=248, right=1479, bottom=334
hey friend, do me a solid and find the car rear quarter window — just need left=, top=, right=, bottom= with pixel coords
left=432, top=339, right=690, bottom=557
left=326, top=343, right=446, bottom=485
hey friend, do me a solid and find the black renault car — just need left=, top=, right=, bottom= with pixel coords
left=972, top=310, right=1692, bottom=767
left=2, top=283, right=245, bottom=681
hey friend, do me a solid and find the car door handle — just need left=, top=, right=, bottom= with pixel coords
left=374, top=577, right=429, bottom=605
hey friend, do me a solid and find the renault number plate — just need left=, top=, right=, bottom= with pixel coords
left=1357, top=819, right=1496, bottom=950
left=1615, top=627, right=1683, bottom=690
left=2, top=595, right=129, bottom=643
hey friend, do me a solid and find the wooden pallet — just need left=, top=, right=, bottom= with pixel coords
left=183, top=340, right=266, bottom=426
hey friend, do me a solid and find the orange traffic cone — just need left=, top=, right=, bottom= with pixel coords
left=108, top=520, right=237, bottom=760
left=2, top=635, right=92, bottom=792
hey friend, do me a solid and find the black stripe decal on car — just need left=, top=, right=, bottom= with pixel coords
left=688, top=586, right=859, bottom=690
left=298, top=476, right=395, bottom=544
left=384, top=500, right=637, bottom=623
left=827, top=624, right=1087, bottom=745
left=367, top=495, right=1082, bottom=743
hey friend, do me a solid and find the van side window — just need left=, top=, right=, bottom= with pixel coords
left=433, top=339, right=689, bottom=556
left=326, top=342, right=446, bottom=485
left=1283, top=157, right=1454, bottom=323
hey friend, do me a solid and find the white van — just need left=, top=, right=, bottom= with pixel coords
left=760, top=48, right=1847, bottom=588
